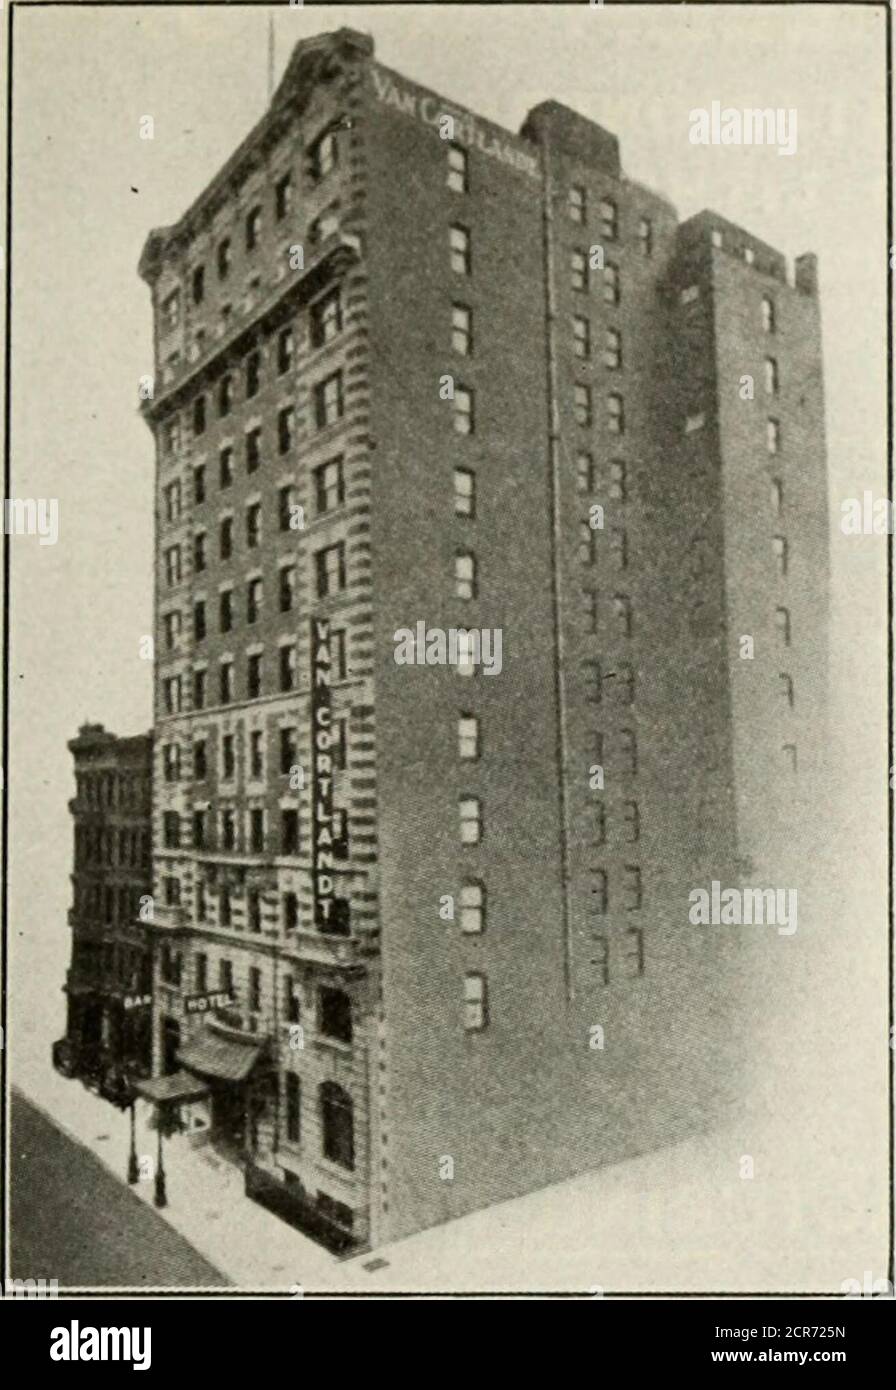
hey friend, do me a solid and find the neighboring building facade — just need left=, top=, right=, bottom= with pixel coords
left=137, top=28, right=828, bottom=1250
left=54, top=724, right=154, bottom=1095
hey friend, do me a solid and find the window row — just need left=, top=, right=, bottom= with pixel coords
left=162, top=363, right=344, bottom=455
left=163, top=719, right=346, bottom=791
left=567, top=188, right=652, bottom=256
left=591, top=927, right=645, bottom=985
left=589, top=865, right=644, bottom=914
left=160, top=129, right=343, bottom=326
left=573, top=386, right=625, bottom=432
left=580, top=798, right=641, bottom=848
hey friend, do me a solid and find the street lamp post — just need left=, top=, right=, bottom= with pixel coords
left=154, top=1123, right=167, bottom=1208
left=127, top=1100, right=139, bottom=1185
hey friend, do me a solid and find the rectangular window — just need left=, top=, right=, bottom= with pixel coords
left=281, top=809, right=299, bottom=855
left=245, top=351, right=261, bottom=399
left=680, top=284, right=700, bottom=305
left=574, top=384, right=592, bottom=427
left=603, top=328, right=621, bottom=370
left=573, top=315, right=591, bottom=359
left=246, top=427, right=262, bottom=474
left=246, top=503, right=261, bottom=549
left=194, top=739, right=207, bottom=781
left=458, top=714, right=479, bottom=761
left=249, top=730, right=263, bottom=779
left=278, top=485, right=297, bottom=532
left=278, top=565, right=296, bottom=613
left=598, top=198, right=617, bottom=240
left=453, top=386, right=474, bottom=436
left=219, top=516, right=233, bottom=559
left=603, top=263, right=620, bottom=305
left=192, top=669, right=205, bottom=711
left=247, top=653, right=262, bottom=700
left=772, top=535, right=788, bottom=576
left=637, top=217, right=653, bottom=256
left=285, top=1073, right=301, bottom=1144
left=762, top=296, right=776, bottom=333
left=449, top=224, right=471, bottom=275
left=764, top=357, right=779, bottom=396
left=163, top=610, right=181, bottom=650
left=164, top=481, right=181, bottom=523
left=568, top=185, right=586, bottom=223
left=283, top=894, right=299, bottom=934
left=219, top=660, right=234, bottom=705
left=277, top=407, right=294, bottom=455
left=570, top=249, right=588, bottom=292
left=447, top=144, right=469, bottom=193
left=460, top=881, right=485, bottom=935
left=767, top=418, right=780, bottom=454
left=193, top=465, right=206, bottom=506
left=249, top=809, right=264, bottom=856
left=245, top=206, right=262, bottom=252
left=247, top=577, right=263, bottom=624
left=607, top=392, right=625, bottom=434
left=193, top=531, right=206, bottom=574
left=275, top=172, right=292, bottom=221
left=193, top=394, right=206, bottom=437
left=221, top=733, right=235, bottom=780
left=277, top=327, right=294, bottom=375
left=279, top=643, right=297, bottom=692
left=609, top=459, right=626, bottom=501
left=162, top=288, right=180, bottom=332
left=451, top=304, right=472, bottom=356
left=314, top=371, right=344, bottom=429
left=624, top=865, right=643, bottom=911
left=455, top=552, right=476, bottom=600
left=454, top=467, right=475, bottom=518
left=195, top=952, right=208, bottom=992
left=576, top=452, right=594, bottom=494
left=459, top=797, right=481, bottom=845
left=219, top=587, right=233, bottom=634
left=464, top=973, right=487, bottom=1031
left=311, top=289, right=343, bottom=348
left=625, top=926, right=645, bottom=977
left=193, top=600, right=206, bottom=642
left=280, top=727, right=298, bottom=775
left=315, top=542, right=346, bottom=598
left=217, top=238, right=231, bottom=280
left=315, top=456, right=345, bottom=514
left=579, top=520, right=595, bottom=567
left=164, top=546, right=182, bottom=587
left=191, top=265, right=205, bottom=305
left=590, top=868, right=608, bottom=914
left=219, top=447, right=234, bottom=490
left=163, top=812, right=180, bottom=849
left=310, top=129, right=339, bottom=180
left=192, top=809, right=207, bottom=850
left=775, top=605, right=791, bottom=646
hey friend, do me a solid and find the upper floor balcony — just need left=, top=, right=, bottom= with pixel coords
left=148, top=903, right=190, bottom=935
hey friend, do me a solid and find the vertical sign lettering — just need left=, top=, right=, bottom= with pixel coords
left=311, top=617, right=335, bottom=930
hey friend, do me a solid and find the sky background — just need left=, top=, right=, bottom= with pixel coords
left=4, top=3, right=890, bottom=1287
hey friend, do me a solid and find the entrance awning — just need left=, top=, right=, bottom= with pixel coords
left=135, top=1070, right=209, bottom=1105
left=177, top=1031, right=262, bottom=1084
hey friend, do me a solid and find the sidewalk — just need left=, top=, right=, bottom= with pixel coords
left=14, top=1062, right=347, bottom=1292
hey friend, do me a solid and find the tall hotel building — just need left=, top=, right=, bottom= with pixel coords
left=138, top=28, right=828, bottom=1250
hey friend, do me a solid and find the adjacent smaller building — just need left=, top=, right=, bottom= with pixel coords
left=53, top=724, right=154, bottom=1101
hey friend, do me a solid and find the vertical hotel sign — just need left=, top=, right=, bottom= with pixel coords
left=310, top=616, right=335, bottom=931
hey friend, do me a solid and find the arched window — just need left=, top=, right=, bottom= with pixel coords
left=320, top=1082, right=354, bottom=1170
